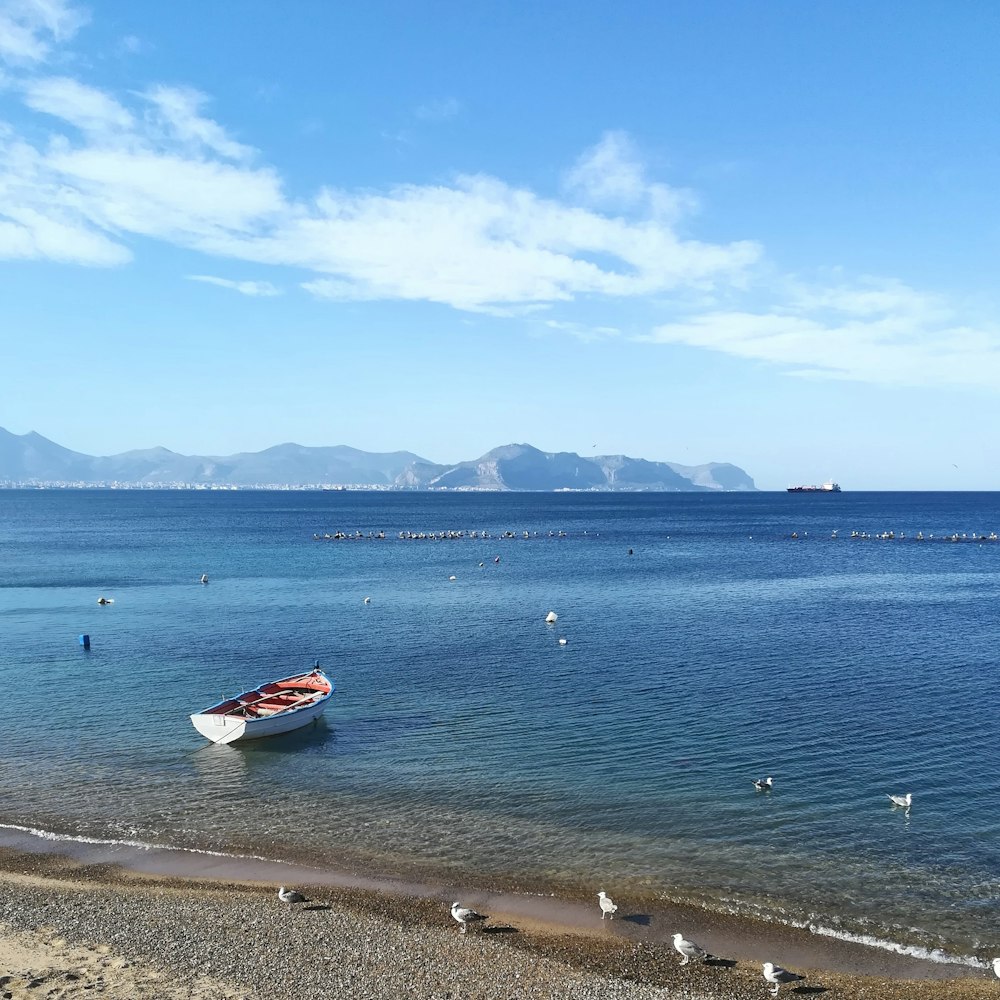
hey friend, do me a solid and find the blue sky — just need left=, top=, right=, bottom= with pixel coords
left=2, top=0, right=999, bottom=489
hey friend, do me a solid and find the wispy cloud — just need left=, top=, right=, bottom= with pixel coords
left=5, top=0, right=997, bottom=391
left=0, top=0, right=86, bottom=64
left=187, top=274, right=282, bottom=296
left=415, top=97, right=461, bottom=121
left=1, top=49, right=759, bottom=309
left=24, top=75, right=134, bottom=132
left=565, top=131, right=696, bottom=221
left=116, top=33, right=141, bottom=55
left=142, top=84, right=254, bottom=162
left=281, top=174, right=757, bottom=313
left=644, top=278, right=1000, bottom=388
left=544, top=319, right=621, bottom=342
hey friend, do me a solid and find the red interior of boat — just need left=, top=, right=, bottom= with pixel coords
left=205, top=671, right=330, bottom=717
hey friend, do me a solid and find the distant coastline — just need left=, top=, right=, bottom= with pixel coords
left=0, top=428, right=757, bottom=492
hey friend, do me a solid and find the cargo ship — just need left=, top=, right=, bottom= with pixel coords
left=787, top=481, right=841, bottom=493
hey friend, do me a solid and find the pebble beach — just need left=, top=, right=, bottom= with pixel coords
left=0, top=848, right=997, bottom=1000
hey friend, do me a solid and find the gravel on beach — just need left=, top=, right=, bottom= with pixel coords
left=0, top=853, right=995, bottom=1000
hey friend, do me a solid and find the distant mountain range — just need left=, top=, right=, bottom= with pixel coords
left=0, top=428, right=756, bottom=491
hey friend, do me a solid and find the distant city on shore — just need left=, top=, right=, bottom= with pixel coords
left=0, top=428, right=755, bottom=492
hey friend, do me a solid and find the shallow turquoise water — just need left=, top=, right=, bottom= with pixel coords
left=2, top=489, right=998, bottom=962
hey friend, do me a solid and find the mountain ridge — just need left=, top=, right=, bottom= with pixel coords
left=0, top=428, right=756, bottom=491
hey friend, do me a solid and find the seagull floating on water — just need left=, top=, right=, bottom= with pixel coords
left=762, top=962, right=804, bottom=995
left=672, top=932, right=709, bottom=965
left=597, top=890, right=618, bottom=919
left=887, top=792, right=912, bottom=809
left=753, top=777, right=774, bottom=791
left=278, top=886, right=308, bottom=905
left=450, top=901, right=488, bottom=933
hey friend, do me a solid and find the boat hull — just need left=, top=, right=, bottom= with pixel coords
left=190, top=669, right=333, bottom=745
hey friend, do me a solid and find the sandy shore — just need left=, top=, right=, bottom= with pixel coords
left=0, top=848, right=997, bottom=999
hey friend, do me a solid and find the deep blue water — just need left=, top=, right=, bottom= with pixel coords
left=2, top=489, right=999, bottom=962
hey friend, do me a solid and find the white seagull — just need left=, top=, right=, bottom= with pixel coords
left=277, top=886, right=308, bottom=905
left=672, top=932, right=709, bottom=965
left=887, top=792, right=912, bottom=809
left=597, top=890, right=618, bottom=919
left=762, top=962, right=804, bottom=995
left=992, top=956, right=1000, bottom=979
left=752, top=777, right=774, bottom=791
left=451, top=901, right=488, bottom=933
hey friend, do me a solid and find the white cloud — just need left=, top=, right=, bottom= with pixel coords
left=187, top=274, right=281, bottom=296
left=4, top=6, right=994, bottom=394
left=24, top=76, right=134, bottom=132
left=1, top=71, right=286, bottom=267
left=141, top=84, right=254, bottom=162
left=0, top=128, right=129, bottom=264
left=0, top=0, right=86, bottom=64
left=4, top=67, right=758, bottom=304
left=45, top=146, right=286, bottom=239
left=645, top=279, right=1000, bottom=388
left=0, top=205, right=128, bottom=264
left=281, top=174, right=758, bottom=312
left=565, top=131, right=697, bottom=221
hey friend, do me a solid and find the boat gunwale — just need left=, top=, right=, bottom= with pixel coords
left=191, top=669, right=334, bottom=722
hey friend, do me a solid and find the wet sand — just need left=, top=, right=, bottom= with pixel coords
left=0, top=843, right=997, bottom=999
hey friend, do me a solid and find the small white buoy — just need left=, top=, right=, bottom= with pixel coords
left=363, top=596, right=371, bottom=604
left=545, top=611, right=558, bottom=623
left=558, top=637, right=567, bottom=645
left=449, top=575, right=457, bottom=581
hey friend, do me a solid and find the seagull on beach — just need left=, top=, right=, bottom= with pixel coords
left=887, top=792, right=912, bottom=809
left=451, top=901, right=488, bottom=933
left=753, top=777, right=774, bottom=791
left=762, top=962, right=804, bottom=995
left=672, top=932, right=709, bottom=965
left=278, top=886, right=308, bottom=905
left=597, top=890, right=618, bottom=919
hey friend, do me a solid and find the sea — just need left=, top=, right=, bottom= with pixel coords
left=1, top=489, right=998, bottom=966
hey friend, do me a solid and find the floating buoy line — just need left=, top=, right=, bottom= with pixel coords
left=313, top=528, right=572, bottom=541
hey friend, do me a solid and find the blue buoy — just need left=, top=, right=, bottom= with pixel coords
left=79, top=633, right=90, bottom=649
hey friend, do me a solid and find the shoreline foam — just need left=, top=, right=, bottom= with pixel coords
left=0, top=822, right=992, bottom=988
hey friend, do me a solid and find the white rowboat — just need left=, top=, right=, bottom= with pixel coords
left=190, top=667, right=334, bottom=745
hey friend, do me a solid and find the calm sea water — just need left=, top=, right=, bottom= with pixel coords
left=2, top=490, right=999, bottom=962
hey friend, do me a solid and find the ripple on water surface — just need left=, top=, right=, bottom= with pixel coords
left=1, top=489, right=999, bottom=962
